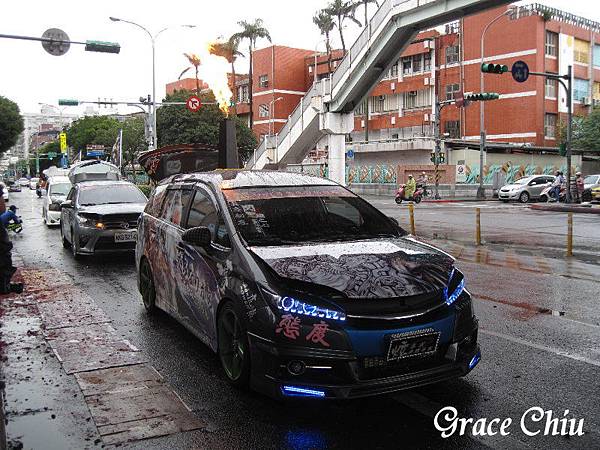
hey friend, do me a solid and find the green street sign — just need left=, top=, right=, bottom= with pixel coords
left=58, top=99, right=79, bottom=106
left=85, top=40, right=121, bottom=54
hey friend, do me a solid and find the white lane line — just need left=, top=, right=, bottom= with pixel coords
left=392, top=392, right=531, bottom=450
left=480, top=329, right=600, bottom=368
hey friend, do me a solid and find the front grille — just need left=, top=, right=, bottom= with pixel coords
left=100, top=213, right=140, bottom=230
left=94, top=236, right=136, bottom=251
left=500, top=188, right=510, bottom=192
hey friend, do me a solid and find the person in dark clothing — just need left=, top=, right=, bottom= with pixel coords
left=0, top=186, right=23, bottom=294
left=0, top=205, right=21, bottom=227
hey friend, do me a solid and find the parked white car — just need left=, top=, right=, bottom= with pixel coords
left=0, top=182, right=8, bottom=202
left=18, top=177, right=29, bottom=187
left=29, top=177, right=39, bottom=190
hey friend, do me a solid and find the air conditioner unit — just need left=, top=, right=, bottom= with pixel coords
left=361, top=119, right=366, bottom=128
left=593, top=98, right=600, bottom=107
left=391, top=116, right=396, bottom=125
left=582, top=96, right=592, bottom=106
left=424, top=77, right=431, bottom=86
left=391, top=82, right=396, bottom=90
left=424, top=40, right=431, bottom=49
left=424, top=113, right=430, bottom=122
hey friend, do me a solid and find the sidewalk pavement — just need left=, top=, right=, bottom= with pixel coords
left=530, top=203, right=600, bottom=214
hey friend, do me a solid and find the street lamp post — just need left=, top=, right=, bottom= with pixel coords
left=268, top=97, right=283, bottom=137
left=109, top=17, right=195, bottom=150
left=478, top=8, right=513, bottom=198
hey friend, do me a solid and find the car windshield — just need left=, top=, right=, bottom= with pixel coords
left=223, top=186, right=405, bottom=246
left=79, top=184, right=147, bottom=206
left=584, top=175, right=599, bottom=184
left=513, top=177, right=532, bottom=185
left=49, top=183, right=71, bottom=196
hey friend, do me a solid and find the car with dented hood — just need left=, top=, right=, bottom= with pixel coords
left=136, top=170, right=480, bottom=399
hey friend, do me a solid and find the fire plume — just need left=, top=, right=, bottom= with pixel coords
left=184, top=42, right=233, bottom=115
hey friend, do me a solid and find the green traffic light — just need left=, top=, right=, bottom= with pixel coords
left=85, top=40, right=121, bottom=54
left=481, top=63, right=508, bottom=74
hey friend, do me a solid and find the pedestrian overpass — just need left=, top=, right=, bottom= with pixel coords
left=246, top=0, right=512, bottom=183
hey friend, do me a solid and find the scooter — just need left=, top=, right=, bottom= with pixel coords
left=395, top=184, right=424, bottom=204
left=539, top=184, right=565, bottom=203
left=7, top=221, right=23, bottom=234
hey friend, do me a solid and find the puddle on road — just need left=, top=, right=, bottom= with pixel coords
left=477, top=293, right=567, bottom=321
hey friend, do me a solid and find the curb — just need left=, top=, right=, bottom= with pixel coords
left=422, top=198, right=497, bottom=203
left=530, top=204, right=600, bottom=214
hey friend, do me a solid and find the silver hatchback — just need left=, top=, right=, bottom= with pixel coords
left=498, top=175, right=555, bottom=203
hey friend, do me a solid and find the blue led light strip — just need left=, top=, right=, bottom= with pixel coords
left=277, top=296, right=346, bottom=321
left=445, top=277, right=465, bottom=306
left=282, top=385, right=326, bottom=398
left=469, top=352, right=481, bottom=369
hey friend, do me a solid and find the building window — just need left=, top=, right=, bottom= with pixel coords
left=574, top=39, right=590, bottom=64
left=389, top=62, right=398, bottom=78
left=574, top=78, right=589, bottom=102
left=544, top=113, right=557, bottom=139
left=402, top=89, right=431, bottom=110
left=258, top=75, right=269, bottom=88
left=545, top=31, right=558, bottom=57
left=258, top=103, right=269, bottom=118
left=237, top=85, right=249, bottom=103
left=371, top=95, right=385, bottom=113
left=445, top=83, right=460, bottom=101
left=402, top=56, right=412, bottom=75
left=545, top=77, right=557, bottom=99
left=423, top=51, right=432, bottom=71
left=444, top=120, right=460, bottom=139
left=594, top=82, right=600, bottom=101
left=445, top=45, right=459, bottom=64
left=594, top=45, right=600, bottom=67
left=412, top=54, right=422, bottom=73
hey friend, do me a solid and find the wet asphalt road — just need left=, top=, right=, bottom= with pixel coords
left=7, top=189, right=600, bottom=449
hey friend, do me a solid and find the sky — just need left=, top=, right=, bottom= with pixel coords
left=0, top=0, right=596, bottom=117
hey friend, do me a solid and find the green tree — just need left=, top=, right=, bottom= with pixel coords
left=0, top=96, right=25, bottom=156
left=325, top=0, right=361, bottom=53
left=572, top=107, right=600, bottom=151
left=156, top=90, right=257, bottom=162
left=232, top=19, right=272, bottom=130
left=313, top=10, right=336, bottom=74
left=66, top=115, right=121, bottom=156
left=121, top=117, right=147, bottom=171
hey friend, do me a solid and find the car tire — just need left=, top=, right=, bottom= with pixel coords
left=71, top=228, right=80, bottom=259
left=395, top=197, right=402, bottom=204
left=217, top=301, right=250, bottom=388
left=139, top=259, right=157, bottom=314
left=414, top=195, right=422, bottom=204
left=539, top=194, right=548, bottom=203
left=61, top=225, right=71, bottom=248
left=519, top=191, right=530, bottom=203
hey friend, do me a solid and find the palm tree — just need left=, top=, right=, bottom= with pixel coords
left=313, top=10, right=335, bottom=75
left=356, top=0, right=379, bottom=27
left=209, top=36, right=244, bottom=115
left=232, top=19, right=272, bottom=130
left=179, top=53, right=202, bottom=95
left=325, top=0, right=361, bottom=53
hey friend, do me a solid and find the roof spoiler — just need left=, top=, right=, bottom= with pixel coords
left=68, top=160, right=121, bottom=184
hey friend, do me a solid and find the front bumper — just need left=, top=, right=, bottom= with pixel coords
left=75, top=227, right=138, bottom=255
left=46, top=210, right=61, bottom=225
left=248, top=303, right=479, bottom=400
left=498, top=190, right=519, bottom=200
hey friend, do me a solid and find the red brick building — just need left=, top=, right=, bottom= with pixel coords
left=236, top=4, right=600, bottom=169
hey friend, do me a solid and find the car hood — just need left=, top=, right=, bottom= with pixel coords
left=78, top=203, right=146, bottom=215
left=249, top=238, right=455, bottom=299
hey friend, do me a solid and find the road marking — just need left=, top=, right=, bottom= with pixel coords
left=392, top=392, right=531, bottom=450
left=480, top=329, right=600, bottom=368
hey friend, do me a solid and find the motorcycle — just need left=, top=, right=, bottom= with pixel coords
left=7, top=221, right=23, bottom=234
left=395, top=184, right=424, bottom=204
left=539, top=184, right=566, bottom=203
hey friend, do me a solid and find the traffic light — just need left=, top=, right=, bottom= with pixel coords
left=464, top=92, right=500, bottom=101
left=85, top=40, right=121, bottom=54
left=439, top=152, right=445, bottom=163
left=481, top=63, right=508, bottom=74
left=559, top=143, right=567, bottom=156
left=58, top=99, right=79, bottom=106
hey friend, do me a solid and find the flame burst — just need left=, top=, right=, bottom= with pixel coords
left=185, top=42, right=233, bottom=115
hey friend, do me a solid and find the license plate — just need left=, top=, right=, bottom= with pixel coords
left=386, top=329, right=440, bottom=361
left=114, top=231, right=136, bottom=242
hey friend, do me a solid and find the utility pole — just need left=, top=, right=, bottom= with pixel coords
left=433, top=99, right=456, bottom=199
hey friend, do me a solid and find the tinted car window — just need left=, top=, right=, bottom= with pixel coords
left=79, top=184, right=147, bottom=206
left=160, top=189, right=193, bottom=227
left=145, top=184, right=167, bottom=216
left=186, top=189, right=229, bottom=247
left=223, top=186, right=403, bottom=246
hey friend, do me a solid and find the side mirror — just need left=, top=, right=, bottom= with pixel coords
left=388, top=216, right=399, bottom=226
left=182, top=226, right=212, bottom=248
left=61, top=200, right=73, bottom=209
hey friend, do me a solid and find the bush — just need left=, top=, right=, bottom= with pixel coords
left=137, top=184, right=152, bottom=198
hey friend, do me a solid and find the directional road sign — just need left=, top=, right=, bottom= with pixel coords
left=186, top=95, right=202, bottom=112
left=511, top=60, right=530, bottom=83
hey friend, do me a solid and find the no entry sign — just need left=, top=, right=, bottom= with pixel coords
left=186, top=95, right=202, bottom=112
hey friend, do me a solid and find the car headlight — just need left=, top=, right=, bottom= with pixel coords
left=259, top=286, right=346, bottom=322
left=444, top=269, right=465, bottom=306
left=77, top=214, right=103, bottom=228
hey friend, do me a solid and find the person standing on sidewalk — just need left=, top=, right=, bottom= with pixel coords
left=0, top=186, right=23, bottom=294
left=550, top=171, right=564, bottom=202
left=575, top=172, right=585, bottom=203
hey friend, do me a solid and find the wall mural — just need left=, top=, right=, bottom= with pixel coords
left=464, top=163, right=578, bottom=185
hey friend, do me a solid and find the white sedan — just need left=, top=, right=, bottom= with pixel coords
left=29, top=177, right=40, bottom=190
